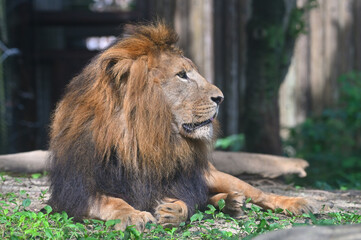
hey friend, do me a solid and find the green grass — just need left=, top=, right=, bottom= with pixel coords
left=1, top=186, right=360, bottom=240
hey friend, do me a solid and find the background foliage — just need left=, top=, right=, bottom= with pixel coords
left=216, top=71, right=361, bottom=190
left=286, top=71, right=361, bottom=189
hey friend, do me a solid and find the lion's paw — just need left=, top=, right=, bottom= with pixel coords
left=113, top=210, right=156, bottom=232
left=224, top=191, right=246, bottom=217
left=155, top=200, right=188, bottom=228
left=280, top=158, right=309, bottom=178
left=277, top=197, right=317, bottom=215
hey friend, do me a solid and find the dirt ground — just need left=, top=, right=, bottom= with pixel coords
left=1, top=175, right=361, bottom=236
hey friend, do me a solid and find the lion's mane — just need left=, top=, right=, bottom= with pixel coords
left=48, top=23, right=211, bottom=219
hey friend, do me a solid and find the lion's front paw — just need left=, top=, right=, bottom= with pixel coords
left=155, top=199, right=188, bottom=228
left=224, top=191, right=246, bottom=217
left=113, top=210, right=156, bottom=232
left=277, top=197, right=315, bottom=215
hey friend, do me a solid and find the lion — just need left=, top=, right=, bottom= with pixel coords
left=48, top=23, right=312, bottom=231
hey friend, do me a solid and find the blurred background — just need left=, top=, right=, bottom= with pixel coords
left=0, top=0, right=361, bottom=189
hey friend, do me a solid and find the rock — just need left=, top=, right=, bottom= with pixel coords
left=254, top=224, right=361, bottom=240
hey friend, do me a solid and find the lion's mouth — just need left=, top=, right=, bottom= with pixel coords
left=182, top=116, right=215, bottom=133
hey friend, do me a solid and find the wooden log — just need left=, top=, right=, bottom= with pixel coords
left=0, top=150, right=48, bottom=173
left=211, top=151, right=308, bottom=178
left=0, top=150, right=309, bottom=178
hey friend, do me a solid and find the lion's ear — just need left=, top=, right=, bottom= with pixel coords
left=102, top=58, right=134, bottom=85
left=126, top=57, right=149, bottom=93
left=105, top=60, right=117, bottom=74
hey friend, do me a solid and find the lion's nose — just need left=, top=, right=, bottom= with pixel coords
left=211, top=96, right=224, bottom=105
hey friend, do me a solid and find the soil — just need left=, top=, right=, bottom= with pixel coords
left=1, top=175, right=360, bottom=237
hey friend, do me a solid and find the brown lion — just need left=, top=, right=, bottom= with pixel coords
left=48, top=23, right=311, bottom=231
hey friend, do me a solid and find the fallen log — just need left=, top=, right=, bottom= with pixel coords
left=211, top=151, right=308, bottom=178
left=0, top=150, right=48, bottom=173
left=0, top=150, right=309, bottom=178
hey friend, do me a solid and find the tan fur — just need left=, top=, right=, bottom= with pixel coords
left=206, top=163, right=311, bottom=216
left=89, top=196, right=156, bottom=231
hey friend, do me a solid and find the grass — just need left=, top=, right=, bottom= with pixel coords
left=1, top=177, right=361, bottom=240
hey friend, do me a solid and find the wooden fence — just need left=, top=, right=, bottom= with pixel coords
left=280, top=0, right=361, bottom=132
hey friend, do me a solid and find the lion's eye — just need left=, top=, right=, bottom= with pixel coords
left=176, top=71, right=188, bottom=80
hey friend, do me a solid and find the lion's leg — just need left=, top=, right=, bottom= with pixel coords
left=88, top=195, right=156, bottom=231
left=206, top=163, right=312, bottom=215
left=208, top=192, right=245, bottom=216
left=154, top=198, right=188, bottom=227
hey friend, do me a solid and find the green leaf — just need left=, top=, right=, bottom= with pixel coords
left=44, top=229, right=54, bottom=238
left=61, top=211, right=68, bottom=220
left=126, top=225, right=140, bottom=238
left=31, top=173, right=42, bottom=179
left=308, top=212, right=318, bottom=224
left=105, top=219, right=121, bottom=227
left=218, top=199, right=226, bottom=211
left=205, top=204, right=216, bottom=215
left=182, top=230, right=191, bottom=237
left=22, top=199, right=31, bottom=207
left=44, top=205, right=52, bottom=214
left=190, top=211, right=204, bottom=223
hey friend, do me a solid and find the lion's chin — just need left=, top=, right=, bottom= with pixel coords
left=181, top=123, right=213, bottom=140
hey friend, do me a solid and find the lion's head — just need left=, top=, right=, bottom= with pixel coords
left=150, top=51, right=223, bottom=140
left=48, top=23, right=223, bottom=217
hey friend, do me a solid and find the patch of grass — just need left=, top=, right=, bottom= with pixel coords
left=1, top=190, right=360, bottom=239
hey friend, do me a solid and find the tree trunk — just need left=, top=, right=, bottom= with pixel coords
left=244, top=0, right=297, bottom=155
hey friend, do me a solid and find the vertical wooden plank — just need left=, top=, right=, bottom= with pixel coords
left=203, top=0, right=214, bottom=83
left=238, top=0, right=250, bottom=133
left=201, top=0, right=214, bottom=83
left=294, top=31, right=312, bottom=123
left=189, top=0, right=214, bottom=83
left=189, top=0, right=203, bottom=72
left=295, top=0, right=312, bottom=123
left=279, top=57, right=297, bottom=138
left=174, top=0, right=190, bottom=57
left=338, top=0, right=353, bottom=74
left=223, top=0, right=241, bottom=135
left=309, top=0, right=325, bottom=114
left=280, top=0, right=311, bottom=131
left=323, top=0, right=339, bottom=105
left=213, top=0, right=226, bottom=129
left=353, top=0, right=361, bottom=70
left=213, top=0, right=249, bottom=136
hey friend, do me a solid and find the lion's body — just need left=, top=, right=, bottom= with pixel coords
left=48, top=23, right=312, bottom=230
